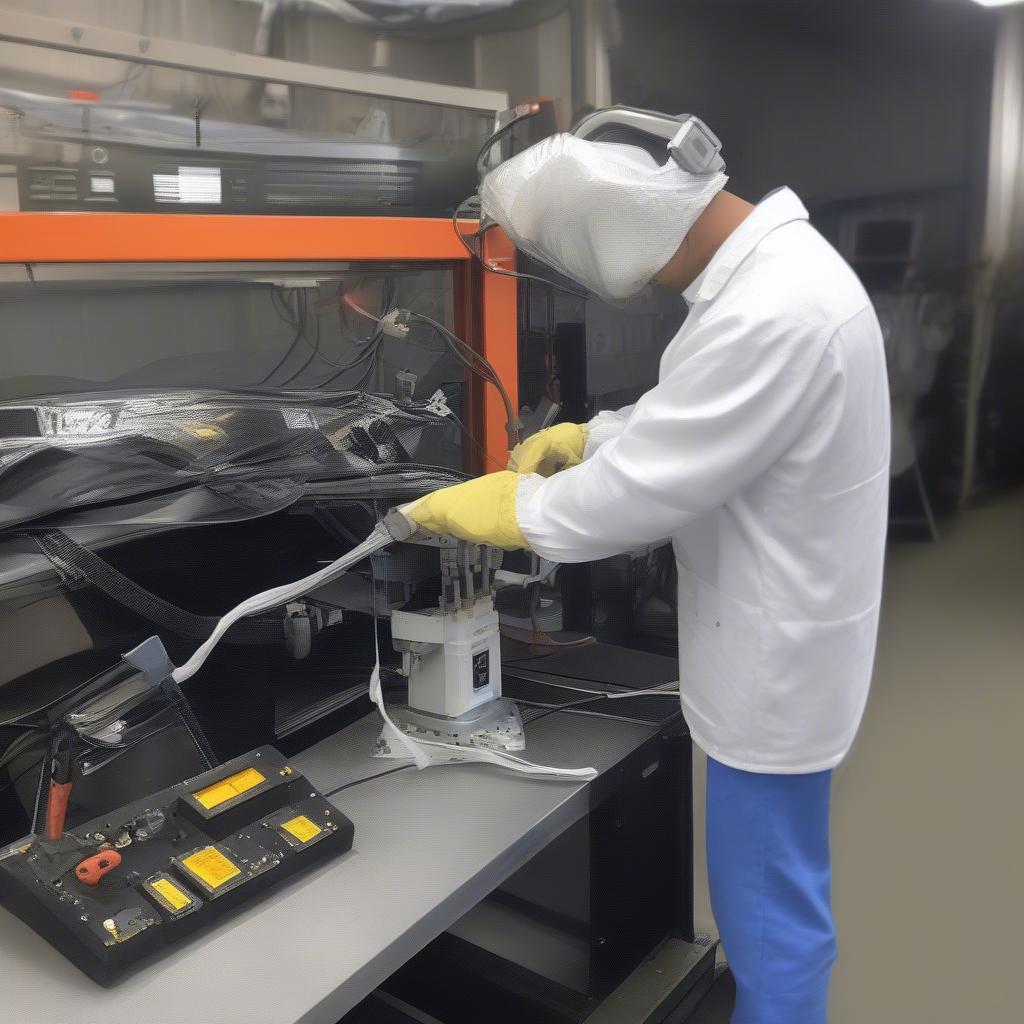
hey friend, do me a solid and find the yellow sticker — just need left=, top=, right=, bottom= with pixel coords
left=280, top=815, right=322, bottom=844
left=193, top=767, right=266, bottom=810
left=184, top=423, right=225, bottom=440
left=181, top=847, right=241, bottom=889
left=150, top=877, right=192, bottom=911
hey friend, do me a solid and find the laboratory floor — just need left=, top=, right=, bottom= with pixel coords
left=692, top=485, right=1024, bottom=1024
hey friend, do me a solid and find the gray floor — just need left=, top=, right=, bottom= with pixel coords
left=693, top=487, right=1024, bottom=1023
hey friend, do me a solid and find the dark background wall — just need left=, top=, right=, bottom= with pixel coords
left=611, top=0, right=995, bottom=263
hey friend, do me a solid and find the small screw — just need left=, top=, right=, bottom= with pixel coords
left=80, top=914, right=89, bottom=922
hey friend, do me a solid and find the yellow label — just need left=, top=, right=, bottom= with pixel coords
left=281, top=815, right=322, bottom=844
left=181, top=847, right=241, bottom=889
left=193, top=767, right=266, bottom=810
left=184, top=422, right=225, bottom=440
left=150, top=877, right=192, bottom=911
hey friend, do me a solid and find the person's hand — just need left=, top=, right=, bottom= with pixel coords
left=406, top=471, right=530, bottom=550
left=507, top=423, right=587, bottom=477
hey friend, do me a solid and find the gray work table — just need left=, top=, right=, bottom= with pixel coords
left=0, top=710, right=660, bottom=1024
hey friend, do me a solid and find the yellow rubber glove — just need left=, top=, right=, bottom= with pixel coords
left=507, top=422, right=588, bottom=477
left=406, top=471, right=530, bottom=550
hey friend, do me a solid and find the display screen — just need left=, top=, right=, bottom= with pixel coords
left=153, top=166, right=222, bottom=204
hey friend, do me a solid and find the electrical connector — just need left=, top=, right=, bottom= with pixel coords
left=379, top=310, right=411, bottom=339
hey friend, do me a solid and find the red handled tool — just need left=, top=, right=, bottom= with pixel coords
left=74, top=850, right=122, bottom=886
left=44, top=726, right=77, bottom=842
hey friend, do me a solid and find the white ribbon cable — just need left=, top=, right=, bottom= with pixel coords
left=171, top=526, right=392, bottom=684
left=368, top=597, right=431, bottom=770
left=172, top=520, right=596, bottom=780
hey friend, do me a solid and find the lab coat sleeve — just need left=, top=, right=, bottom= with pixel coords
left=516, top=309, right=836, bottom=563
left=582, top=405, right=636, bottom=460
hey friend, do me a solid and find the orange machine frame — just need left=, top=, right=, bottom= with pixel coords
left=0, top=212, right=517, bottom=472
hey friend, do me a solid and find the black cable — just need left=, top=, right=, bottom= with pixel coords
left=349, top=350, right=380, bottom=393
left=510, top=665, right=681, bottom=696
left=322, top=764, right=413, bottom=799
left=338, top=278, right=393, bottom=347
left=263, top=280, right=395, bottom=390
left=474, top=117, right=521, bottom=180
left=447, top=409, right=506, bottom=472
left=313, top=280, right=394, bottom=390
left=332, top=285, right=515, bottom=438
left=0, top=731, right=52, bottom=773
left=516, top=693, right=681, bottom=728
left=312, top=336, right=384, bottom=390
left=527, top=704, right=682, bottom=728
left=452, top=198, right=589, bottom=301
left=0, top=671, right=105, bottom=729
left=29, top=755, right=47, bottom=836
left=277, top=292, right=324, bottom=387
left=406, top=311, right=521, bottom=445
left=0, top=753, right=46, bottom=797
left=411, top=315, right=485, bottom=380
left=270, top=287, right=291, bottom=322
left=258, top=288, right=309, bottom=385
left=516, top=692, right=619, bottom=714
left=408, top=311, right=503, bottom=386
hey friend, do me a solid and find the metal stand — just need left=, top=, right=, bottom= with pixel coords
left=376, top=697, right=526, bottom=754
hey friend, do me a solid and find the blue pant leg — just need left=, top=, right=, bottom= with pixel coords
left=706, top=757, right=837, bottom=1024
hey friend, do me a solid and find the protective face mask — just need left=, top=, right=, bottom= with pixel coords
left=480, top=133, right=727, bottom=303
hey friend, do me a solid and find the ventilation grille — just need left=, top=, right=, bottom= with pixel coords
left=27, top=165, right=78, bottom=203
left=263, top=160, right=422, bottom=208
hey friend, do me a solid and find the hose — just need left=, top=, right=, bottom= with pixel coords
left=171, top=516, right=404, bottom=684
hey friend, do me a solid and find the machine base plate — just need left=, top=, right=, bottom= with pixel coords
left=376, top=697, right=526, bottom=754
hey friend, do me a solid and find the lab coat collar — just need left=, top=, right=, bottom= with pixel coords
left=683, top=187, right=809, bottom=305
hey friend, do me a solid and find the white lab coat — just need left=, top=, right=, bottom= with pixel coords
left=516, top=188, right=890, bottom=773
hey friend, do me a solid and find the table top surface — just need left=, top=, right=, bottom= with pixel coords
left=0, top=705, right=660, bottom=1024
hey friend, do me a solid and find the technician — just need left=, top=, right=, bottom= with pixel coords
left=410, top=118, right=890, bottom=1023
